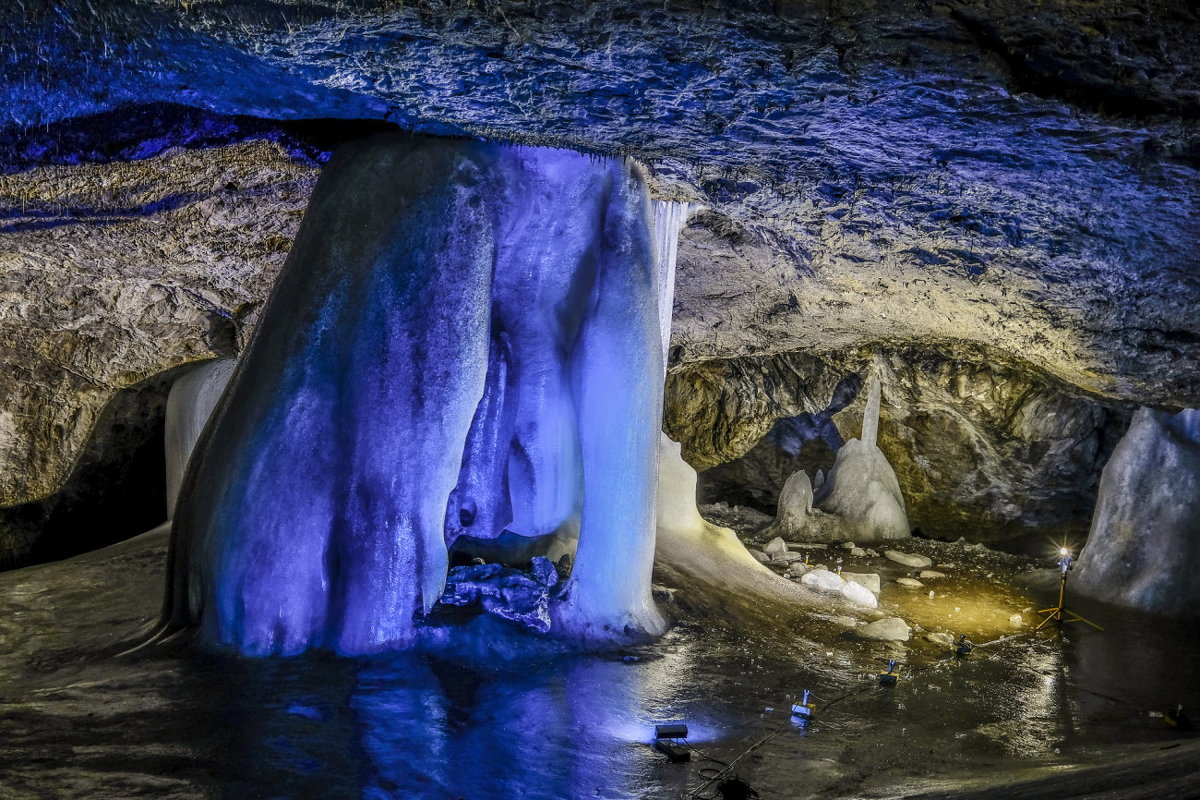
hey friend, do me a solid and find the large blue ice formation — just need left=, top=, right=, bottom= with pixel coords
left=166, top=137, right=670, bottom=655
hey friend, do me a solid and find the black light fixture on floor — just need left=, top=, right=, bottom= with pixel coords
left=790, top=689, right=814, bottom=724
left=879, top=659, right=899, bottom=686
left=654, top=722, right=690, bottom=762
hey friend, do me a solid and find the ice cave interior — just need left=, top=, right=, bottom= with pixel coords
left=1, top=2, right=1199, bottom=799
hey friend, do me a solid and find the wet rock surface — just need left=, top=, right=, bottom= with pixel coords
left=857, top=616, right=911, bottom=641
left=886, top=550, right=934, bottom=569
left=437, top=557, right=560, bottom=634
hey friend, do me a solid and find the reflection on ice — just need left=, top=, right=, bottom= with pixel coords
left=208, top=632, right=719, bottom=800
left=3, top=528, right=1200, bottom=800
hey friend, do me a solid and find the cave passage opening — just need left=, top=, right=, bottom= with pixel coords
left=2, top=369, right=180, bottom=569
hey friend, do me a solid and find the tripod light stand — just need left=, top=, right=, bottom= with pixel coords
left=1037, top=548, right=1103, bottom=632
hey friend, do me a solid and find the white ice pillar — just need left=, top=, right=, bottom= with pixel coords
left=861, top=373, right=881, bottom=449
left=164, top=358, right=235, bottom=518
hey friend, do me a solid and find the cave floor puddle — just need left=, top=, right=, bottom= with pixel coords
left=1, top=526, right=1198, bottom=799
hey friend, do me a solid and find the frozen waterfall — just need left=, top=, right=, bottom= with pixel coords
left=166, top=138, right=675, bottom=655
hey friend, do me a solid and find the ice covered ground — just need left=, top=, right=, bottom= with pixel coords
left=2, top=520, right=1198, bottom=799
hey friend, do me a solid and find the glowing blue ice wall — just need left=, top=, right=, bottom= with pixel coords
left=168, top=137, right=667, bottom=655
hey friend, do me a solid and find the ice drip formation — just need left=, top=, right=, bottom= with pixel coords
left=165, top=137, right=676, bottom=655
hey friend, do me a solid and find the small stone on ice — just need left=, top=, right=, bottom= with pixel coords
left=884, top=550, right=933, bottom=568
left=851, top=547, right=866, bottom=557
left=856, top=617, right=911, bottom=641
left=1009, top=612, right=1025, bottom=627
left=841, top=541, right=856, bottom=550
left=763, top=537, right=789, bottom=556
left=919, top=570, right=946, bottom=579
left=749, top=549, right=769, bottom=563
left=896, top=577, right=925, bottom=588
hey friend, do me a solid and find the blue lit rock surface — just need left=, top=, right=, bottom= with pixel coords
left=437, top=558, right=560, bottom=634
left=1073, top=407, right=1200, bottom=615
left=0, top=0, right=1198, bottom=560
left=169, top=137, right=667, bottom=655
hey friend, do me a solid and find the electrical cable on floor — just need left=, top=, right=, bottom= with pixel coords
left=686, top=742, right=729, bottom=766
left=680, top=721, right=790, bottom=799
left=678, top=625, right=1196, bottom=798
left=678, top=681, right=883, bottom=799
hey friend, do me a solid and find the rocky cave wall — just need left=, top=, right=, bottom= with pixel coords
left=1, top=0, right=1198, bottom=564
left=666, top=347, right=1129, bottom=544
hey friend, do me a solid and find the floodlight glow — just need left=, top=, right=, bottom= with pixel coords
left=654, top=723, right=688, bottom=740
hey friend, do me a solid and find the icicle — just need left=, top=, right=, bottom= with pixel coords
left=650, top=200, right=691, bottom=370
left=861, top=373, right=881, bottom=449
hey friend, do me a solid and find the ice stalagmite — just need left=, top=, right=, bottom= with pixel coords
left=167, top=137, right=669, bottom=655
left=653, top=434, right=868, bottom=626
left=767, top=469, right=814, bottom=536
left=766, top=373, right=909, bottom=543
left=813, top=374, right=909, bottom=541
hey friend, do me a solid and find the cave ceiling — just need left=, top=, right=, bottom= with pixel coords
left=0, top=0, right=1198, bottom=516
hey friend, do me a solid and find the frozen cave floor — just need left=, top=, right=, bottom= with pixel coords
left=1, top=522, right=1199, bottom=800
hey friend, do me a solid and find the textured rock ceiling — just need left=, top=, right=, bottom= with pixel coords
left=5, top=0, right=1197, bottom=396
left=1, top=0, right=1198, bottom=553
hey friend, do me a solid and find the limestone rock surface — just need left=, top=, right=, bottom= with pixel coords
left=0, top=140, right=314, bottom=542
